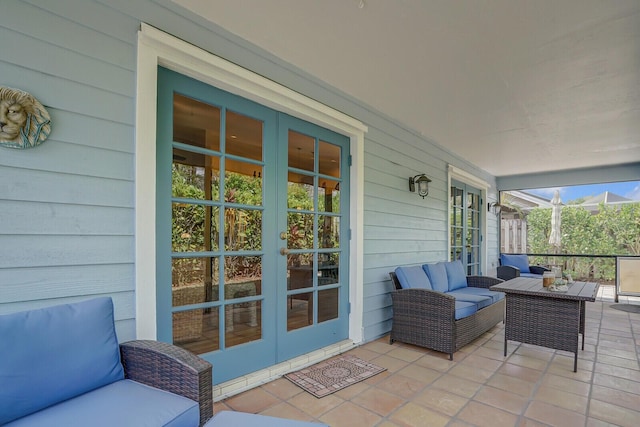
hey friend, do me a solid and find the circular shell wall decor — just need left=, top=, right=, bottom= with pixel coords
left=0, top=86, right=51, bottom=149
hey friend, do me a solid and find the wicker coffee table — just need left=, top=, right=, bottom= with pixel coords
left=490, top=277, right=599, bottom=372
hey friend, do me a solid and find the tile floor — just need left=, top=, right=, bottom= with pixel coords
left=215, top=286, right=640, bottom=427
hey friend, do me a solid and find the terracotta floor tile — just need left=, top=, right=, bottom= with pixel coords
left=376, top=373, right=427, bottom=399
left=589, top=399, right=640, bottom=427
left=473, top=345, right=509, bottom=361
left=389, top=401, right=450, bottom=427
left=597, top=346, right=637, bottom=361
left=593, top=372, right=640, bottom=395
left=414, top=354, right=455, bottom=372
left=396, top=364, right=441, bottom=384
left=370, top=354, right=411, bottom=373
left=412, top=388, right=468, bottom=417
left=594, top=362, right=640, bottom=382
left=365, top=340, right=395, bottom=355
left=457, top=401, right=519, bottom=427
left=524, top=400, right=586, bottom=426
left=261, top=377, right=304, bottom=400
left=487, top=373, right=537, bottom=398
left=518, top=417, right=552, bottom=427
left=449, top=363, right=495, bottom=383
left=498, top=362, right=544, bottom=383
left=259, top=402, right=317, bottom=422
left=224, top=386, right=281, bottom=413
left=591, top=384, right=640, bottom=412
left=540, top=373, right=592, bottom=397
left=431, top=374, right=483, bottom=398
left=533, top=385, right=589, bottom=414
left=318, top=401, right=381, bottom=427
left=473, top=385, right=530, bottom=415
left=333, top=381, right=370, bottom=400
left=347, top=346, right=384, bottom=362
left=459, top=353, right=504, bottom=372
left=586, top=417, right=624, bottom=427
left=350, top=387, right=405, bottom=416
left=386, top=346, right=427, bottom=363
left=507, top=353, right=550, bottom=370
left=286, top=391, right=344, bottom=418
left=597, top=353, right=640, bottom=370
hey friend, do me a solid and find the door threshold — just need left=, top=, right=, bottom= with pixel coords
left=212, top=339, right=355, bottom=401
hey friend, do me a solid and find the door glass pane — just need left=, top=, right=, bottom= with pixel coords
left=287, top=291, right=312, bottom=331
left=173, top=308, right=219, bottom=354
left=225, top=110, right=263, bottom=161
left=224, top=208, right=261, bottom=251
left=172, top=151, right=220, bottom=201
left=172, top=203, right=218, bottom=252
left=287, top=212, right=314, bottom=249
left=224, top=256, right=262, bottom=297
left=318, top=140, right=340, bottom=177
left=172, top=257, right=219, bottom=305
left=288, top=131, right=315, bottom=171
left=225, top=159, right=262, bottom=205
left=225, top=301, right=261, bottom=348
left=318, top=252, right=339, bottom=285
left=287, top=172, right=314, bottom=210
left=173, top=93, right=221, bottom=151
left=318, top=288, right=338, bottom=323
left=318, top=215, right=340, bottom=249
left=288, top=263, right=314, bottom=291
left=318, top=178, right=340, bottom=213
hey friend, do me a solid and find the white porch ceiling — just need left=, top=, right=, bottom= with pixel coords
left=174, top=0, right=640, bottom=177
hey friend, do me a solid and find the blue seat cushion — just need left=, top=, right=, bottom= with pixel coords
left=0, top=297, right=124, bottom=425
left=454, top=301, right=478, bottom=320
left=500, top=254, right=531, bottom=274
left=422, top=262, right=449, bottom=293
left=205, top=411, right=328, bottom=426
left=521, top=272, right=543, bottom=278
left=5, top=380, right=199, bottom=427
left=455, top=287, right=505, bottom=303
left=444, top=260, right=468, bottom=291
left=447, top=290, right=493, bottom=309
left=395, top=266, right=433, bottom=290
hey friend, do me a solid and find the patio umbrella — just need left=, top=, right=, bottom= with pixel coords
left=548, top=190, right=562, bottom=248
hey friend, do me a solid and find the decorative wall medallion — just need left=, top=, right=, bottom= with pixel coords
left=0, top=86, right=51, bottom=149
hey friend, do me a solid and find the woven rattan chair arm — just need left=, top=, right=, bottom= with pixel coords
left=466, top=275, right=504, bottom=289
left=391, top=288, right=455, bottom=318
left=497, top=265, right=520, bottom=280
left=120, top=340, right=213, bottom=426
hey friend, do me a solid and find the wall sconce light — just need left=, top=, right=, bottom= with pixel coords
left=409, top=174, right=432, bottom=198
left=488, top=202, right=502, bottom=216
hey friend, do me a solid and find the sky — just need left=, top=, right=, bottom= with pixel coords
left=524, top=180, right=640, bottom=203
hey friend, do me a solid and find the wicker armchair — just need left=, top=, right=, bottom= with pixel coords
left=389, top=272, right=505, bottom=360
left=120, top=340, right=213, bottom=426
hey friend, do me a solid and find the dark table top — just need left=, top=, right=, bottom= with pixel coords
left=490, top=277, right=599, bottom=302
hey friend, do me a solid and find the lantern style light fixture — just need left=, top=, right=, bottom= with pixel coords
left=488, top=202, right=502, bottom=216
left=409, top=174, right=431, bottom=198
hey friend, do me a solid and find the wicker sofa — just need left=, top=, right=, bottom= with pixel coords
left=389, top=260, right=505, bottom=360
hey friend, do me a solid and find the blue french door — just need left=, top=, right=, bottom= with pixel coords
left=450, top=180, right=482, bottom=275
left=156, top=68, right=349, bottom=383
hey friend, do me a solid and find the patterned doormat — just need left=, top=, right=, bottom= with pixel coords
left=610, top=304, right=640, bottom=314
left=285, top=354, right=386, bottom=398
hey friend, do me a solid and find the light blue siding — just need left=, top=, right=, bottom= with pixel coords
left=0, top=0, right=498, bottom=344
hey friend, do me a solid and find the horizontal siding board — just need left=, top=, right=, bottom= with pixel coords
left=51, top=110, right=134, bottom=153
left=115, top=318, right=137, bottom=343
left=3, top=0, right=136, bottom=68
left=0, top=166, right=133, bottom=207
left=0, top=264, right=134, bottom=303
left=0, top=235, right=134, bottom=269
left=0, top=63, right=134, bottom=125
left=0, top=291, right=134, bottom=320
left=0, top=26, right=135, bottom=97
left=0, top=201, right=133, bottom=235
left=0, top=141, right=134, bottom=181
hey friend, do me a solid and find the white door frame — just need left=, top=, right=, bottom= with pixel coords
left=134, top=24, right=367, bottom=347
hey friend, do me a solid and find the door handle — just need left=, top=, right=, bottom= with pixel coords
left=280, top=248, right=290, bottom=256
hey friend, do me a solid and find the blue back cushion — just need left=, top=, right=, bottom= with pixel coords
left=444, top=260, right=468, bottom=291
left=422, top=263, right=449, bottom=293
left=0, top=297, right=124, bottom=424
left=500, top=254, right=530, bottom=273
left=395, top=266, right=433, bottom=290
